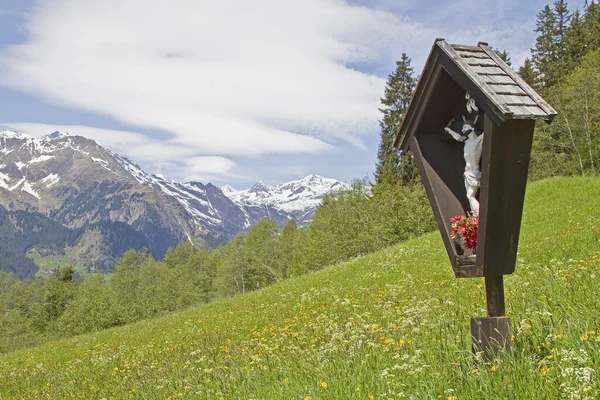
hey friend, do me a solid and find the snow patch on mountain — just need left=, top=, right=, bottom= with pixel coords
left=0, top=130, right=27, bottom=139
left=0, top=129, right=349, bottom=242
left=40, top=173, right=60, bottom=187
left=29, top=154, right=54, bottom=164
left=224, top=174, right=350, bottom=214
left=9, top=178, right=25, bottom=191
left=22, top=181, right=41, bottom=199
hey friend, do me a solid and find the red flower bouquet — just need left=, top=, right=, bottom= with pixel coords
left=450, top=213, right=478, bottom=252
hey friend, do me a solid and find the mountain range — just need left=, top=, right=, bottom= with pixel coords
left=0, top=130, right=348, bottom=277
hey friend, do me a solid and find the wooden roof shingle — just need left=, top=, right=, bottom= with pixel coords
left=394, top=39, right=557, bottom=151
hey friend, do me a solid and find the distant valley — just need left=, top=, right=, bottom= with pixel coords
left=0, top=130, right=349, bottom=278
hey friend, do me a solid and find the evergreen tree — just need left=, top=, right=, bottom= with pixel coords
left=375, top=53, right=416, bottom=185
left=531, top=2, right=571, bottom=89
left=564, top=9, right=587, bottom=69
left=494, top=48, right=512, bottom=66
left=554, top=0, right=572, bottom=76
left=518, top=58, right=539, bottom=89
left=532, top=5, right=559, bottom=88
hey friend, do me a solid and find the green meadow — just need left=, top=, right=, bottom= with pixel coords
left=1, top=177, right=599, bottom=399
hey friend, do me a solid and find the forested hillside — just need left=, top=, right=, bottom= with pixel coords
left=523, top=1, right=600, bottom=179
left=1, top=176, right=598, bottom=399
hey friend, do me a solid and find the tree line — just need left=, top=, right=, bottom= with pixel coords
left=521, top=0, right=600, bottom=179
left=0, top=180, right=434, bottom=354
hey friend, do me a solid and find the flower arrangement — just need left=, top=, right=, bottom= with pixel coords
left=450, top=213, right=479, bottom=252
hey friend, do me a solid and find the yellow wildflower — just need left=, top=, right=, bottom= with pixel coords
left=321, top=382, right=328, bottom=388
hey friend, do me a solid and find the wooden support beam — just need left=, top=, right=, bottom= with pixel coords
left=471, top=317, right=511, bottom=359
left=471, top=275, right=511, bottom=358
left=485, top=275, right=505, bottom=317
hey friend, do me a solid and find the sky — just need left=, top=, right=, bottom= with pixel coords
left=0, top=0, right=586, bottom=188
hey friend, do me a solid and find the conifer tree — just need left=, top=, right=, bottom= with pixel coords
left=375, top=53, right=416, bottom=185
left=518, top=58, right=539, bottom=89
left=564, top=9, right=587, bottom=69
left=532, top=1, right=571, bottom=89
left=494, top=48, right=512, bottom=66
left=532, top=5, right=558, bottom=88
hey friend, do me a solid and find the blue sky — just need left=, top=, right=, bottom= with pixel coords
left=0, top=0, right=585, bottom=188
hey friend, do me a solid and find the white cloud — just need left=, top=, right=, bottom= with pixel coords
left=0, top=0, right=429, bottom=156
left=183, top=156, right=241, bottom=183
left=0, top=122, right=243, bottom=182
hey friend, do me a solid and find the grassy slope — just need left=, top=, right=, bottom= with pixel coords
left=1, top=177, right=599, bottom=399
left=29, top=249, right=90, bottom=279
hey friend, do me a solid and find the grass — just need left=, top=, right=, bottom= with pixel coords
left=1, top=177, right=600, bottom=399
left=28, top=249, right=90, bottom=279
left=28, top=250, right=71, bottom=279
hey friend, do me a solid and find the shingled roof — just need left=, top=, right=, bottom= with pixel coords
left=394, top=39, right=557, bottom=151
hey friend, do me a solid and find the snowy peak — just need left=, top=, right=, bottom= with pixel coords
left=0, top=130, right=26, bottom=139
left=222, top=174, right=350, bottom=225
left=0, top=129, right=348, bottom=247
left=220, top=184, right=237, bottom=194
left=45, top=131, right=70, bottom=140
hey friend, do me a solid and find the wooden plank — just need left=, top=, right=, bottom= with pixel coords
left=508, top=105, right=548, bottom=117
left=479, top=43, right=557, bottom=121
left=507, top=105, right=534, bottom=116
left=410, top=135, right=465, bottom=275
left=456, top=51, right=489, bottom=59
left=471, top=317, right=511, bottom=358
left=489, top=84, right=526, bottom=95
left=476, top=117, right=535, bottom=275
left=437, top=41, right=508, bottom=125
left=485, top=275, right=505, bottom=316
left=525, top=105, right=549, bottom=116
left=455, top=263, right=484, bottom=278
left=471, top=66, right=505, bottom=75
left=463, top=57, right=497, bottom=67
left=452, top=44, right=484, bottom=52
left=482, top=75, right=515, bottom=84
left=497, top=94, right=537, bottom=106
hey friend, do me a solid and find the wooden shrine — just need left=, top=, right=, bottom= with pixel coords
left=394, top=39, right=556, bottom=356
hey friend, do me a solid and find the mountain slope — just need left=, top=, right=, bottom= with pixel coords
left=222, top=174, right=349, bottom=226
left=0, top=130, right=348, bottom=274
left=1, top=177, right=598, bottom=398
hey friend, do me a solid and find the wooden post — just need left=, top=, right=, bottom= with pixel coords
left=484, top=275, right=505, bottom=317
left=471, top=275, right=511, bottom=358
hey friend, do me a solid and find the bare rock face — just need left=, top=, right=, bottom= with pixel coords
left=0, top=130, right=349, bottom=274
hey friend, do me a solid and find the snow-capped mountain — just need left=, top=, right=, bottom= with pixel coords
left=0, top=129, right=348, bottom=273
left=222, top=174, right=349, bottom=225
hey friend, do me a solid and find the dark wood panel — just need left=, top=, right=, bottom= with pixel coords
left=476, top=117, right=535, bottom=276
left=471, top=317, right=511, bottom=359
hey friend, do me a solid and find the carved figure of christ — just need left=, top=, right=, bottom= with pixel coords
left=444, top=117, right=484, bottom=213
